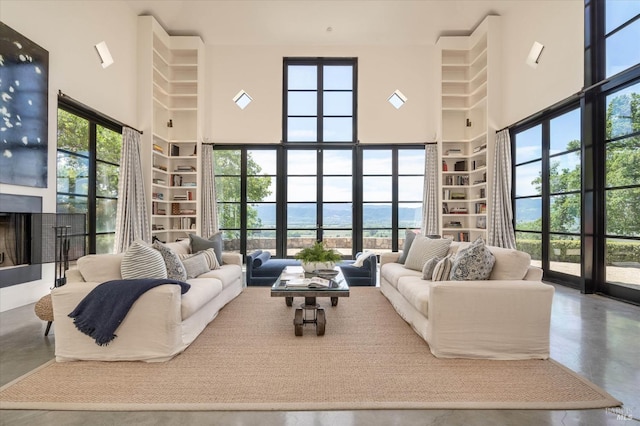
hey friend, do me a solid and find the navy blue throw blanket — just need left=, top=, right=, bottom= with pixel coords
left=68, top=278, right=190, bottom=346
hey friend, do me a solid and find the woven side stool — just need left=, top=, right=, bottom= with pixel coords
left=34, top=293, right=54, bottom=336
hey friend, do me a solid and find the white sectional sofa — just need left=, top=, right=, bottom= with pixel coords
left=380, top=241, right=554, bottom=360
left=51, top=239, right=243, bottom=362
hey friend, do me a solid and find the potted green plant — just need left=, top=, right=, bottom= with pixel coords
left=294, top=241, right=342, bottom=273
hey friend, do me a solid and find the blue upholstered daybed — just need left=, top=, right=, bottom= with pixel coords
left=245, top=250, right=377, bottom=286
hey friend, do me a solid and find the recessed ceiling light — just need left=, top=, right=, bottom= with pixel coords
left=326, top=26, right=333, bottom=32
left=233, top=90, right=253, bottom=110
left=388, top=90, right=407, bottom=109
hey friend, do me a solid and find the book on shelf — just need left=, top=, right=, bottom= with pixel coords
left=187, top=191, right=194, bottom=200
left=152, top=144, right=164, bottom=153
left=285, top=277, right=332, bottom=289
left=455, top=175, right=470, bottom=186
left=179, top=209, right=196, bottom=215
left=447, top=221, right=462, bottom=228
left=152, top=178, right=166, bottom=185
left=175, top=165, right=196, bottom=172
left=154, top=164, right=167, bottom=171
left=170, top=144, right=180, bottom=157
left=475, top=203, right=487, bottom=214
left=445, top=148, right=462, bottom=155
left=454, top=161, right=467, bottom=171
left=450, top=192, right=466, bottom=200
left=182, top=182, right=197, bottom=187
left=173, top=195, right=188, bottom=201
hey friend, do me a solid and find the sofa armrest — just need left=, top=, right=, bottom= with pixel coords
left=380, top=252, right=402, bottom=267
left=523, top=266, right=543, bottom=281
left=51, top=280, right=184, bottom=362
left=65, top=268, right=85, bottom=283
left=427, top=280, right=554, bottom=359
left=222, top=252, right=242, bottom=267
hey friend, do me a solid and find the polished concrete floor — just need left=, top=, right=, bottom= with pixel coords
left=1, top=283, right=639, bottom=426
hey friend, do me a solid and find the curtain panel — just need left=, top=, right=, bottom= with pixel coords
left=488, top=130, right=516, bottom=248
left=114, top=127, right=150, bottom=253
left=422, top=144, right=439, bottom=236
left=200, top=144, right=218, bottom=238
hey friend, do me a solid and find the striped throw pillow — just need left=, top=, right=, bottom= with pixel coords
left=432, top=254, right=453, bottom=281
left=121, top=240, right=168, bottom=280
left=403, top=236, right=452, bottom=272
left=179, top=248, right=220, bottom=271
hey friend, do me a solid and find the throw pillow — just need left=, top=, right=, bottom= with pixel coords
left=153, top=241, right=187, bottom=281
left=449, top=237, right=496, bottom=281
left=432, top=254, right=453, bottom=281
left=189, top=232, right=223, bottom=265
left=397, top=230, right=417, bottom=264
left=403, top=236, right=452, bottom=272
left=422, top=256, right=441, bottom=280
left=121, top=240, right=168, bottom=280
left=179, top=248, right=220, bottom=271
left=353, top=251, right=374, bottom=268
left=180, top=252, right=211, bottom=278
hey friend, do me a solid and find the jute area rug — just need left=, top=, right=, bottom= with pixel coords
left=0, top=287, right=620, bottom=411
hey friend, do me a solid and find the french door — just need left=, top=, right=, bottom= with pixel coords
left=285, top=148, right=354, bottom=257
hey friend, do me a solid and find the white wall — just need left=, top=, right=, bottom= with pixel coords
left=206, top=44, right=438, bottom=144
left=0, top=1, right=138, bottom=312
left=499, top=1, right=584, bottom=127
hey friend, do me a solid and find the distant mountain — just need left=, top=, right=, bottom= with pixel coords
left=515, top=198, right=541, bottom=224
left=252, top=203, right=421, bottom=228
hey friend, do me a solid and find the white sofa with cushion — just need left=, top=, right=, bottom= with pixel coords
left=380, top=238, right=554, bottom=360
left=51, top=239, right=243, bottom=362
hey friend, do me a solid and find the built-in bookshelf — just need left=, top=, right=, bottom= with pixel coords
left=437, top=16, right=500, bottom=242
left=138, top=16, right=204, bottom=242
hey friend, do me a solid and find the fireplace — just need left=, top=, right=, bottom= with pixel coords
left=0, top=194, right=86, bottom=288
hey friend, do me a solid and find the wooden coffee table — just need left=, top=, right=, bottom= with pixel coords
left=270, top=268, right=350, bottom=336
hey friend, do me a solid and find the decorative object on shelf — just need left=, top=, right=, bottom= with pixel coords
left=294, top=241, right=342, bottom=273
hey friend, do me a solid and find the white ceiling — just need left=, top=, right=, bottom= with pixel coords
left=124, top=0, right=531, bottom=46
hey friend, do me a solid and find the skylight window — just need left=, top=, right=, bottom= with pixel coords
left=233, top=90, right=253, bottom=109
left=388, top=90, right=407, bottom=109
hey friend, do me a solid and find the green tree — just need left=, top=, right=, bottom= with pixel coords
left=213, top=150, right=273, bottom=237
left=604, top=93, right=640, bottom=237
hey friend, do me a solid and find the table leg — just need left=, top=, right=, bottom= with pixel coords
left=316, top=308, right=326, bottom=336
left=294, top=308, right=303, bottom=336
left=285, top=296, right=293, bottom=307
left=331, top=297, right=338, bottom=306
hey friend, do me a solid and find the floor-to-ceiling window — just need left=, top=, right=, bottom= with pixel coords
left=513, top=1, right=639, bottom=303
left=513, top=105, right=582, bottom=286
left=56, top=99, right=122, bottom=254
left=283, top=58, right=356, bottom=257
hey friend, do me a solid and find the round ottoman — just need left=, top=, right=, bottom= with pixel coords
left=34, top=293, right=54, bottom=336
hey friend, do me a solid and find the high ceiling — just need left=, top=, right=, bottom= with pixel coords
left=124, top=0, right=529, bottom=46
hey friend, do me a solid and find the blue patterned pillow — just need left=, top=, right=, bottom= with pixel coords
left=153, top=241, right=187, bottom=281
left=449, top=238, right=495, bottom=280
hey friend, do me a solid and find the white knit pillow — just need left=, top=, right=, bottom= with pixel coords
left=403, top=236, right=452, bottom=272
left=121, top=240, right=168, bottom=280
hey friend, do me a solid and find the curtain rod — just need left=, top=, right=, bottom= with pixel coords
left=58, top=91, right=143, bottom=134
